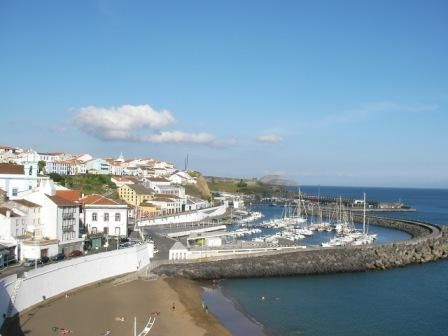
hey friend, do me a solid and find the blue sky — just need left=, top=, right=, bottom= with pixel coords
left=1, top=0, right=447, bottom=187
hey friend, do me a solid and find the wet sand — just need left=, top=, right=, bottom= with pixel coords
left=2, top=277, right=231, bottom=336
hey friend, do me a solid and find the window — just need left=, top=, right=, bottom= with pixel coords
left=115, top=227, right=120, bottom=235
left=115, top=213, right=121, bottom=222
left=92, top=213, right=97, bottom=221
left=12, top=188, right=18, bottom=197
left=104, top=213, right=109, bottom=222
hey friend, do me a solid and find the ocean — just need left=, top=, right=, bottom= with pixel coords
left=209, top=186, right=448, bottom=336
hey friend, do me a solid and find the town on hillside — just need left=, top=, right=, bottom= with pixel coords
left=0, top=144, right=232, bottom=268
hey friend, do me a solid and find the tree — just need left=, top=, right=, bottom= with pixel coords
left=237, top=179, right=247, bottom=188
left=38, top=160, right=46, bottom=174
left=48, top=172, right=63, bottom=182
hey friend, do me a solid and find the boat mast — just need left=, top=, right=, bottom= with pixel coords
left=363, top=192, right=366, bottom=234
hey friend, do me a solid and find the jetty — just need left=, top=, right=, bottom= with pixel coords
left=151, top=215, right=448, bottom=279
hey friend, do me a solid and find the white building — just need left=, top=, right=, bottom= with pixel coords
left=111, top=176, right=135, bottom=188
left=168, top=171, right=196, bottom=185
left=75, top=153, right=93, bottom=163
left=0, top=162, right=40, bottom=199
left=79, top=194, right=128, bottom=237
left=0, top=207, right=27, bottom=243
left=144, top=177, right=171, bottom=190
left=151, top=184, right=185, bottom=198
left=24, top=192, right=84, bottom=255
left=169, top=241, right=189, bottom=260
left=150, top=195, right=184, bottom=215
left=85, top=158, right=112, bottom=175
left=37, top=152, right=69, bottom=163
left=46, top=159, right=86, bottom=175
left=185, top=196, right=209, bottom=211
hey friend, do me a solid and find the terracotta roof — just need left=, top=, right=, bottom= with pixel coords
left=0, top=207, right=21, bottom=217
left=79, top=194, right=122, bottom=206
left=56, top=190, right=81, bottom=202
left=37, top=152, right=64, bottom=156
left=46, top=194, right=78, bottom=207
left=0, top=163, right=24, bottom=175
left=126, top=184, right=154, bottom=195
left=13, top=199, right=41, bottom=208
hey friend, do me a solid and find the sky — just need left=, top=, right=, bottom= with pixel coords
left=0, top=0, right=447, bottom=188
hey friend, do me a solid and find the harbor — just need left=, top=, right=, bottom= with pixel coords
left=142, top=192, right=414, bottom=262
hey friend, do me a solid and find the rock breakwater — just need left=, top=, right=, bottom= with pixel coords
left=153, top=217, right=448, bottom=280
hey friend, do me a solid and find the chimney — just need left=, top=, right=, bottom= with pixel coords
left=6, top=210, right=11, bottom=218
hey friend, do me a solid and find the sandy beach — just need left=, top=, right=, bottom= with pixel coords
left=1, top=276, right=231, bottom=336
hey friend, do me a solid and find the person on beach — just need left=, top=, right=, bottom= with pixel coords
left=172, top=302, right=176, bottom=311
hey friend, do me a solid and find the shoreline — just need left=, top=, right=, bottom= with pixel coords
left=202, top=280, right=267, bottom=336
left=1, top=275, right=232, bottom=336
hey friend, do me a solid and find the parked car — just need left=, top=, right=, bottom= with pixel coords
left=68, top=250, right=83, bottom=258
left=23, top=259, right=42, bottom=267
left=51, top=253, right=66, bottom=261
left=41, top=256, right=50, bottom=264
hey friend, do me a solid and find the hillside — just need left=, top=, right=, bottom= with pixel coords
left=259, top=175, right=298, bottom=186
left=207, top=177, right=276, bottom=196
left=185, top=175, right=211, bottom=200
left=48, top=173, right=118, bottom=198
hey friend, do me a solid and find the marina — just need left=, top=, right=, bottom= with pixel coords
left=144, top=192, right=412, bottom=263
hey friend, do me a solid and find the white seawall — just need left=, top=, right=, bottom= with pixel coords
left=138, top=205, right=227, bottom=226
left=0, top=243, right=153, bottom=327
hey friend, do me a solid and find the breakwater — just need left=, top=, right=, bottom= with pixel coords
left=152, top=217, right=448, bottom=280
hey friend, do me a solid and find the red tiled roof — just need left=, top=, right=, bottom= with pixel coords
left=0, top=163, right=24, bottom=175
left=79, top=194, right=121, bottom=206
left=46, top=194, right=78, bottom=207
left=56, top=190, right=81, bottom=202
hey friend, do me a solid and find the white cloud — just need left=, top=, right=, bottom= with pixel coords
left=72, top=104, right=233, bottom=146
left=142, top=131, right=216, bottom=144
left=73, top=104, right=175, bottom=140
left=256, top=134, right=283, bottom=143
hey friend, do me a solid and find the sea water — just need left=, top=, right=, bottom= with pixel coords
left=219, top=186, right=448, bottom=336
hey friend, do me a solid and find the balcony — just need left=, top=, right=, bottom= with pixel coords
left=62, top=213, right=74, bottom=220
left=62, top=225, right=75, bottom=232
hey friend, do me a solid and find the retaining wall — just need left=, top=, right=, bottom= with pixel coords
left=1, top=243, right=152, bottom=327
left=153, top=218, right=448, bottom=280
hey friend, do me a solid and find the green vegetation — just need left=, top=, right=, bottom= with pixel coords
left=187, top=171, right=201, bottom=178
left=208, top=179, right=276, bottom=196
left=38, top=160, right=46, bottom=174
left=48, top=174, right=117, bottom=197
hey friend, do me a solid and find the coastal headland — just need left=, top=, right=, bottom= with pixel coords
left=152, top=216, right=448, bottom=279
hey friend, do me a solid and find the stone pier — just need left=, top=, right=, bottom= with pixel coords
left=152, top=217, right=448, bottom=280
